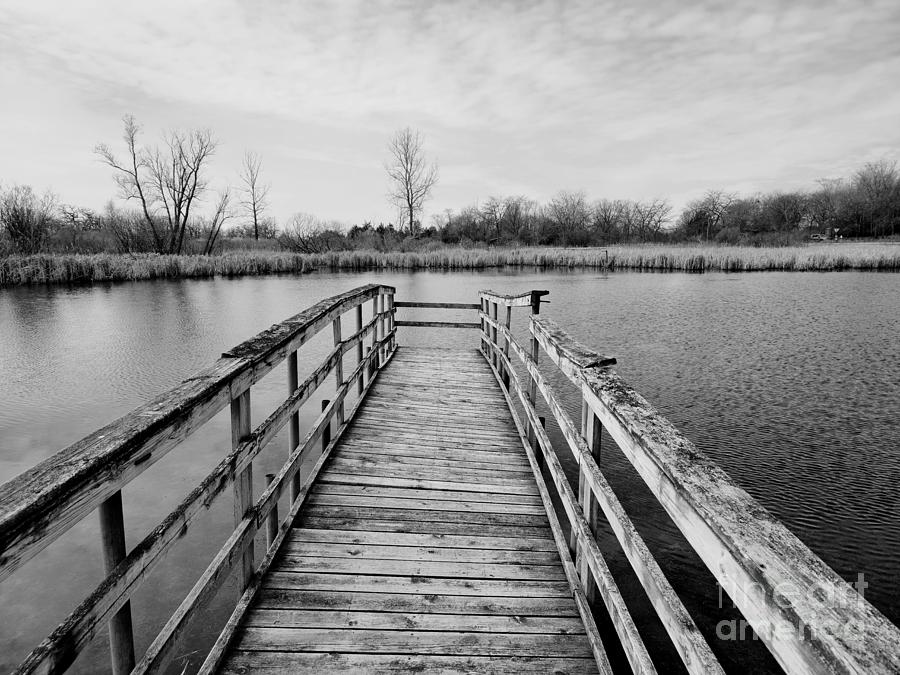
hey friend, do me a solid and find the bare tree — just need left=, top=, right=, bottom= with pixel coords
left=201, top=189, right=233, bottom=254
left=678, top=190, right=735, bottom=241
left=480, top=197, right=505, bottom=243
left=502, top=196, right=534, bottom=241
left=546, top=190, right=590, bottom=244
left=0, top=184, right=58, bottom=253
left=386, top=127, right=438, bottom=236
left=279, top=213, right=341, bottom=253
left=630, top=199, right=672, bottom=240
left=95, top=114, right=217, bottom=254
left=853, top=160, right=900, bottom=237
left=809, top=178, right=844, bottom=231
left=239, top=151, right=270, bottom=241
left=591, top=199, right=629, bottom=242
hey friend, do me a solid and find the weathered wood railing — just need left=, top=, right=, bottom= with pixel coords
left=0, top=284, right=396, bottom=675
left=478, top=289, right=900, bottom=675
left=393, top=299, right=482, bottom=329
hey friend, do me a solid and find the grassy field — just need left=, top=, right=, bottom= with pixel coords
left=1, top=243, right=899, bottom=286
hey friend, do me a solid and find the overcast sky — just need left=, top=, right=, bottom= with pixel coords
left=1, top=0, right=898, bottom=227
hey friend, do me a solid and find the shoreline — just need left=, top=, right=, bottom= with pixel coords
left=2, top=243, right=900, bottom=286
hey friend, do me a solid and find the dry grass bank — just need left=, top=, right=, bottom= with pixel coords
left=1, top=243, right=899, bottom=286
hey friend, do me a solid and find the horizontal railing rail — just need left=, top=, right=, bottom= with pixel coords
left=478, top=290, right=900, bottom=674
left=393, top=301, right=480, bottom=309
left=1, top=284, right=396, bottom=675
left=393, top=297, right=486, bottom=330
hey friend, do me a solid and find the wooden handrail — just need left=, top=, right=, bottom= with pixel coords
left=0, top=284, right=392, bottom=584
left=197, top=342, right=398, bottom=674
left=393, top=301, right=480, bottom=309
left=479, top=289, right=549, bottom=309
left=391, top=300, right=480, bottom=331
left=395, top=320, right=481, bottom=329
left=132, top=333, right=395, bottom=674
left=3, top=284, right=396, bottom=675
left=476, top=343, right=614, bottom=675
left=484, top=340, right=656, bottom=674
left=486, top=317, right=721, bottom=673
left=527, top=315, right=900, bottom=675
left=529, top=317, right=616, bottom=375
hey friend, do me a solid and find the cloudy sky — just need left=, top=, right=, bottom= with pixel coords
left=1, top=0, right=898, bottom=226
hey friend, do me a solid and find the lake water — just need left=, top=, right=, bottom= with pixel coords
left=1, top=270, right=898, bottom=673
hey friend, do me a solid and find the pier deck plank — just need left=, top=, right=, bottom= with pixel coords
left=219, top=347, right=597, bottom=674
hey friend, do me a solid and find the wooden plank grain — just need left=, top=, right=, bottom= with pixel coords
left=263, top=572, right=572, bottom=597
left=234, top=627, right=593, bottom=657
left=280, top=541, right=560, bottom=565
left=329, top=452, right=533, bottom=476
left=294, top=516, right=553, bottom=539
left=290, top=527, right=556, bottom=550
left=221, top=652, right=597, bottom=674
left=289, top=505, right=551, bottom=528
left=332, top=443, right=531, bottom=467
left=254, top=589, right=578, bottom=615
left=344, top=426, right=517, bottom=444
left=244, top=609, right=585, bottom=633
left=317, top=471, right=539, bottom=495
left=276, top=557, right=568, bottom=581
left=320, top=463, right=538, bottom=487
left=306, top=494, right=544, bottom=515
left=310, top=483, right=540, bottom=505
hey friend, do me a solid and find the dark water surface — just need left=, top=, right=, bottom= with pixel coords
left=1, top=270, right=898, bottom=673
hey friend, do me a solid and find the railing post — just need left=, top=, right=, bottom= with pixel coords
left=533, top=415, right=546, bottom=468
left=370, top=294, right=379, bottom=379
left=570, top=400, right=588, bottom=553
left=479, top=297, right=487, bottom=354
left=321, top=399, right=331, bottom=452
left=386, top=290, right=395, bottom=353
left=332, top=316, right=344, bottom=425
left=265, top=473, right=278, bottom=549
left=528, top=292, right=542, bottom=404
left=231, top=388, right=254, bottom=590
left=98, top=491, right=135, bottom=675
left=355, top=304, right=364, bottom=396
left=364, top=346, right=372, bottom=387
left=375, top=294, right=383, bottom=367
left=526, top=300, right=542, bottom=460
left=287, top=349, right=300, bottom=504
left=579, top=404, right=602, bottom=605
left=490, top=301, right=499, bottom=368
left=501, top=304, right=512, bottom=389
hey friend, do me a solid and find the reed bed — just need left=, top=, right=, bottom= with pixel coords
left=2, top=244, right=899, bottom=286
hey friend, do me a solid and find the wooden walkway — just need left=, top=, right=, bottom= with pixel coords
left=219, top=347, right=598, bottom=673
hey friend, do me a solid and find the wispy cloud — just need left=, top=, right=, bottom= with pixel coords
left=1, top=0, right=898, bottom=223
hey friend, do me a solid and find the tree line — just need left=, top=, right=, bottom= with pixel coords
left=282, top=157, right=900, bottom=252
left=1, top=115, right=898, bottom=255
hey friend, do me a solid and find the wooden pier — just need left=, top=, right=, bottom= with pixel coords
left=220, top=348, right=597, bottom=673
left=1, top=284, right=899, bottom=674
